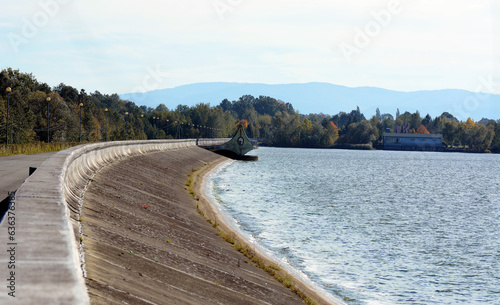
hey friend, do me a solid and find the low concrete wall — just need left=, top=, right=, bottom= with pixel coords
left=0, top=139, right=228, bottom=304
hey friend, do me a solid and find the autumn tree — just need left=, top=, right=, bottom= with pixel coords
left=416, top=125, right=430, bottom=134
left=329, top=121, right=339, bottom=143
left=462, top=117, right=475, bottom=129
left=239, top=119, right=249, bottom=129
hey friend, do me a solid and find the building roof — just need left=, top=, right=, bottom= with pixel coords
left=382, top=133, right=442, bottom=139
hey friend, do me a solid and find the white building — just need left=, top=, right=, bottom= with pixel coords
left=383, top=133, right=443, bottom=151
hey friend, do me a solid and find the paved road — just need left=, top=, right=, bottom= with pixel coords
left=0, top=152, right=56, bottom=201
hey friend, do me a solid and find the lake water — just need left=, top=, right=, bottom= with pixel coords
left=208, top=147, right=500, bottom=305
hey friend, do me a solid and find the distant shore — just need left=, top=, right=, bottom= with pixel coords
left=261, top=143, right=497, bottom=153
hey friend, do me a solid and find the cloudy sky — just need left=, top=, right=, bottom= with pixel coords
left=2, top=0, right=499, bottom=95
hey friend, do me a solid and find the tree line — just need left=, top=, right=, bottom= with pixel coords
left=1, top=68, right=499, bottom=153
left=218, top=96, right=499, bottom=152
left=0, top=68, right=235, bottom=144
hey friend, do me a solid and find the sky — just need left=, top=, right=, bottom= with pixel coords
left=1, top=0, right=499, bottom=96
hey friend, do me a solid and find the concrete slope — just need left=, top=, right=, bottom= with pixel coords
left=0, top=139, right=338, bottom=305
left=81, top=147, right=306, bottom=304
left=0, top=140, right=199, bottom=304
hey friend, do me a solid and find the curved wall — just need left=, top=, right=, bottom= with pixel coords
left=0, top=139, right=224, bottom=304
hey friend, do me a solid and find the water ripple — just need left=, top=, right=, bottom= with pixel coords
left=212, top=148, right=500, bottom=305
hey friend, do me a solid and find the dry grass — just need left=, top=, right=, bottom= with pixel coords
left=0, top=142, right=79, bottom=156
left=187, top=161, right=317, bottom=305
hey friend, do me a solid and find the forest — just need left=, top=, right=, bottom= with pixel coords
left=1, top=68, right=499, bottom=153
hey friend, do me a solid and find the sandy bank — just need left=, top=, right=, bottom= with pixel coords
left=81, top=146, right=340, bottom=304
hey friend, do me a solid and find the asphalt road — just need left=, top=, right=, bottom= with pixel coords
left=0, top=152, right=56, bottom=201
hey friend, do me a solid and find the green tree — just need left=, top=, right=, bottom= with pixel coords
left=257, top=114, right=272, bottom=140
left=442, top=121, right=461, bottom=146
left=490, top=122, right=500, bottom=153
left=381, top=115, right=394, bottom=133
left=369, top=115, right=382, bottom=143
left=375, top=107, right=381, bottom=120
left=463, top=124, right=494, bottom=151
left=346, top=120, right=378, bottom=144
left=409, top=111, right=422, bottom=130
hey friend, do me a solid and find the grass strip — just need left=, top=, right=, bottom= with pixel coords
left=0, top=142, right=79, bottom=156
left=186, top=162, right=317, bottom=305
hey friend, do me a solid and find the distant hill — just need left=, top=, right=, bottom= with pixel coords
left=120, top=82, right=500, bottom=121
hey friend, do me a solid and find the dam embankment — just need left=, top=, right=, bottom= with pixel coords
left=80, top=146, right=308, bottom=304
left=0, top=140, right=200, bottom=304
left=0, top=141, right=337, bottom=304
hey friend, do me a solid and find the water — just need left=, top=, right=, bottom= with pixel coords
left=209, top=147, right=500, bottom=305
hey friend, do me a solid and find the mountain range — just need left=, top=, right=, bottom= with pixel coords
left=120, top=82, right=500, bottom=121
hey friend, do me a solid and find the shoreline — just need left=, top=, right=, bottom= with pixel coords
left=194, top=156, right=345, bottom=305
left=81, top=147, right=317, bottom=304
left=261, top=143, right=497, bottom=154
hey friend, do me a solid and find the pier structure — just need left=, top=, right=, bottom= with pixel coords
left=198, top=125, right=258, bottom=160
